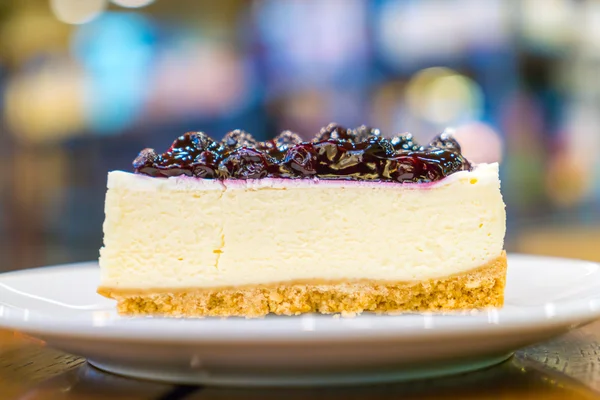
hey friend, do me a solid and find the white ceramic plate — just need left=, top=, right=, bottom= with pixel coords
left=1, top=254, right=600, bottom=387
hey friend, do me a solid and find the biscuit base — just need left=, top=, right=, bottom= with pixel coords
left=99, top=252, right=507, bottom=318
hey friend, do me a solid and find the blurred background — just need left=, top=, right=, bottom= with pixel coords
left=1, top=0, right=600, bottom=272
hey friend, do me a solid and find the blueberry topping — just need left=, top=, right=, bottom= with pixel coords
left=312, top=140, right=360, bottom=177
left=274, top=130, right=302, bottom=151
left=132, top=124, right=472, bottom=183
left=390, top=133, right=422, bottom=151
left=221, top=130, right=257, bottom=149
left=133, top=148, right=163, bottom=177
left=351, top=125, right=381, bottom=143
left=218, top=147, right=274, bottom=179
left=356, top=136, right=395, bottom=159
left=191, top=150, right=220, bottom=179
left=170, top=132, right=218, bottom=152
left=133, top=148, right=158, bottom=169
left=429, top=131, right=462, bottom=153
left=385, top=149, right=470, bottom=183
left=283, top=143, right=318, bottom=176
left=167, top=132, right=218, bottom=166
left=258, top=130, right=302, bottom=159
left=315, top=123, right=352, bottom=142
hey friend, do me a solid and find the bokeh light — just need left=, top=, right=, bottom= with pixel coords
left=0, top=11, right=68, bottom=67
left=50, top=0, right=106, bottom=25
left=546, top=151, right=591, bottom=207
left=405, top=67, right=483, bottom=126
left=453, top=123, right=503, bottom=164
left=521, top=0, right=574, bottom=49
left=376, top=0, right=508, bottom=68
left=148, top=41, right=250, bottom=120
left=111, top=0, right=155, bottom=8
left=71, top=13, right=156, bottom=134
left=4, top=62, right=85, bottom=143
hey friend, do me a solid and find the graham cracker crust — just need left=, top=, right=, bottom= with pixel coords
left=101, top=252, right=507, bottom=318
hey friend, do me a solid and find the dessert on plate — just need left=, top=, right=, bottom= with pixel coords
left=97, top=124, right=507, bottom=317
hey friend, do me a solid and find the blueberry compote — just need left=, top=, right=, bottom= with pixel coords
left=133, top=125, right=471, bottom=183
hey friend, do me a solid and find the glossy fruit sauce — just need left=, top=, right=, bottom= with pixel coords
left=133, top=124, right=471, bottom=183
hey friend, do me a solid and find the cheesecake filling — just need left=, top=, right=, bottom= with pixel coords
left=99, top=163, right=505, bottom=290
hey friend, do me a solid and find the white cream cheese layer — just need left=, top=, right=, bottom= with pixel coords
left=99, top=163, right=506, bottom=289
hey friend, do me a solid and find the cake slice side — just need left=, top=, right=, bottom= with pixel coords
left=98, top=163, right=506, bottom=317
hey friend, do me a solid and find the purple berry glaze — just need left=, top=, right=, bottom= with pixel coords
left=132, top=125, right=472, bottom=183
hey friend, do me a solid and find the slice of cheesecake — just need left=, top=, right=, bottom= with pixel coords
left=98, top=125, right=507, bottom=317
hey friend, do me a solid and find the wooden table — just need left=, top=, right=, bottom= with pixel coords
left=3, top=324, right=600, bottom=400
